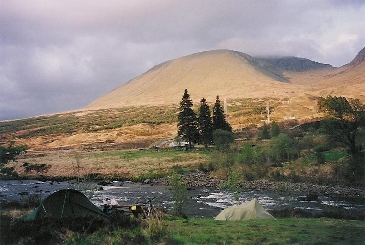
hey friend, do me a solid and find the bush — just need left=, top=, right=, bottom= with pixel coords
left=259, top=123, right=270, bottom=139
left=220, top=170, right=243, bottom=192
left=314, top=144, right=330, bottom=153
left=213, top=129, right=234, bottom=151
left=237, top=144, right=267, bottom=165
left=169, top=172, right=188, bottom=217
left=315, top=151, right=326, bottom=165
left=269, top=133, right=298, bottom=162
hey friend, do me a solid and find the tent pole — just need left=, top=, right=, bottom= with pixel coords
left=61, top=190, right=68, bottom=218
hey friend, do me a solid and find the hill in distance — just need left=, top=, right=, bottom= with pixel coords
left=85, top=47, right=365, bottom=111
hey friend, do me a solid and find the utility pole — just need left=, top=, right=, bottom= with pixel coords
left=266, top=101, right=270, bottom=124
left=224, top=97, right=227, bottom=115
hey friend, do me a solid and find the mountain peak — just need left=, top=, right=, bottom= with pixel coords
left=85, top=48, right=365, bottom=111
left=348, top=47, right=365, bottom=67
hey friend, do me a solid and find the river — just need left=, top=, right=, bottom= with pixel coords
left=1, top=179, right=364, bottom=218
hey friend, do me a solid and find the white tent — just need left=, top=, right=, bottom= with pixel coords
left=215, top=198, right=274, bottom=220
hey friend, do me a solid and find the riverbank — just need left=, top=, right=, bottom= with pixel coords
left=150, top=170, right=365, bottom=202
left=1, top=167, right=364, bottom=203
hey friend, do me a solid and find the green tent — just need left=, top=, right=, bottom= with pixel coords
left=215, top=198, right=274, bottom=220
left=27, top=189, right=107, bottom=220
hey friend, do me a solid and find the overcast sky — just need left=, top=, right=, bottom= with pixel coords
left=1, top=0, right=364, bottom=120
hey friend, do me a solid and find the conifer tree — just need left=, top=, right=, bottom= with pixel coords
left=178, top=89, right=198, bottom=149
left=212, top=95, right=232, bottom=132
left=198, top=98, right=213, bottom=148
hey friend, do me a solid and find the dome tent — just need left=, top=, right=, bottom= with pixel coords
left=27, top=189, right=107, bottom=220
left=215, top=198, right=274, bottom=220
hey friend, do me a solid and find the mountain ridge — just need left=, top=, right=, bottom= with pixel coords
left=86, top=49, right=332, bottom=110
left=86, top=48, right=364, bottom=111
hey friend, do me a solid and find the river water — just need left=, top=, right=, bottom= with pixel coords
left=1, top=180, right=364, bottom=218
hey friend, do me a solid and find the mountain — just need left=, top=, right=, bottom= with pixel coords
left=286, top=47, right=365, bottom=100
left=348, top=47, right=365, bottom=67
left=256, top=56, right=333, bottom=72
left=86, top=49, right=344, bottom=110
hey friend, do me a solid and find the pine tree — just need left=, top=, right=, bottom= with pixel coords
left=212, top=95, right=232, bottom=132
left=198, top=98, right=213, bottom=148
left=178, top=89, right=198, bottom=149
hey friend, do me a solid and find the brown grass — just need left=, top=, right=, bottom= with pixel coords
left=8, top=149, right=210, bottom=179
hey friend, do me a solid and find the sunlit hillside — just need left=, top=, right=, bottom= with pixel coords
left=85, top=48, right=365, bottom=111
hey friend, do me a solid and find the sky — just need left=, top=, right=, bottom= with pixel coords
left=1, top=0, right=364, bottom=121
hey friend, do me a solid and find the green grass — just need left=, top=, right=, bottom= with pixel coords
left=3, top=208, right=364, bottom=245
left=164, top=218, right=365, bottom=245
left=62, top=218, right=365, bottom=245
left=87, top=149, right=210, bottom=161
left=323, top=150, right=347, bottom=162
left=305, top=150, right=347, bottom=163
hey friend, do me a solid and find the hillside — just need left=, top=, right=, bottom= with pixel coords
left=85, top=48, right=365, bottom=113
left=85, top=50, right=305, bottom=109
left=1, top=47, right=365, bottom=151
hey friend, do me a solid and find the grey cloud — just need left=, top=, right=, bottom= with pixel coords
left=0, top=0, right=364, bottom=120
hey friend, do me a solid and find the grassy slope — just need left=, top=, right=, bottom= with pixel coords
left=0, top=97, right=316, bottom=150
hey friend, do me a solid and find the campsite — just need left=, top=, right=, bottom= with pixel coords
left=1, top=190, right=365, bottom=244
left=1, top=3, right=365, bottom=242
left=1, top=176, right=365, bottom=244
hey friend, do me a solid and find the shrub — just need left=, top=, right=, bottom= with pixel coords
left=259, top=123, right=270, bottom=139
left=269, top=133, right=298, bottom=162
left=315, top=151, right=326, bottom=165
left=169, top=172, right=188, bottom=217
left=220, top=170, right=243, bottom=192
left=213, top=129, right=234, bottom=151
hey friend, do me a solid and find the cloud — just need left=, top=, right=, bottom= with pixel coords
left=0, top=0, right=364, bottom=120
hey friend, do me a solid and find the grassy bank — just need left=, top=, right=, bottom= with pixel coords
left=164, top=218, right=365, bottom=245
left=68, top=218, right=365, bottom=245
left=3, top=215, right=363, bottom=245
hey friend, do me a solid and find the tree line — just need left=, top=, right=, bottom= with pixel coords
left=177, top=89, right=233, bottom=150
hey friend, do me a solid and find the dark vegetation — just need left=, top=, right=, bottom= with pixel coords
left=0, top=141, right=27, bottom=167
left=1, top=213, right=142, bottom=245
left=218, top=121, right=364, bottom=186
left=178, top=89, right=233, bottom=150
